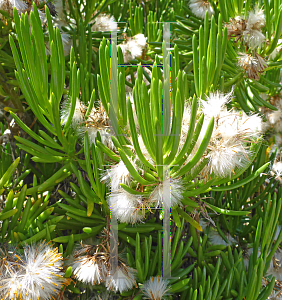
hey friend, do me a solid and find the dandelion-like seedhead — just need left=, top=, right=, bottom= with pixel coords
left=101, top=159, right=136, bottom=192
left=149, top=178, right=184, bottom=209
left=200, top=90, right=233, bottom=118
left=189, top=0, right=214, bottom=19
left=199, top=90, right=263, bottom=178
left=142, top=276, right=170, bottom=300
left=205, top=143, right=250, bottom=178
left=243, top=8, right=266, bottom=48
left=273, top=161, right=282, bottom=178
left=0, top=241, right=64, bottom=300
left=71, top=242, right=137, bottom=293
left=72, top=254, right=108, bottom=285
left=107, top=190, right=144, bottom=223
left=91, top=14, right=117, bottom=32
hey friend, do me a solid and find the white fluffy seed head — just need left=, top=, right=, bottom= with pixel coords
left=82, top=126, right=114, bottom=149
left=101, top=160, right=135, bottom=192
left=142, top=276, right=170, bottom=300
left=238, top=113, right=263, bottom=137
left=72, top=256, right=107, bottom=285
left=108, top=190, right=144, bottom=223
left=246, top=8, right=266, bottom=31
left=20, top=242, right=64, bottom=300
left=206, top=143, right=250, bottom=177
left=200, top=90, right=233, bottom=119
left=189, top=0, right=214, bottom=19
left=0, top=242, right=64, bottom=300
left=267, top=110, right=282, bottom=132
left=0, top=270, right=23, bottom=300
left=199, top=90, right=263, bottom=178
left=92, top=14, right=117, bottom=32
left=242, top=8, right=266, bottom=48
left=133, top=33, right=147, bottom=47
left=105, top=264, right=136, bottom=293
left=243, top=29, right=265, bottom=49
left=149, top=178, right=183, bottom=209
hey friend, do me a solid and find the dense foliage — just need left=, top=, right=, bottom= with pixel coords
left=1, top=0, right=282, bottom=299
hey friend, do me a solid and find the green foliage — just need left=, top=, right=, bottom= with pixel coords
left=1, top=0, right=282, bottom=299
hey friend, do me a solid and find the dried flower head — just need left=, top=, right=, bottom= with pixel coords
left=119, top=34, right=146, bottom=63
left=226, top=16, right=246, bottom=42
left=79, top=103, right=115, bottom=150
left=142, top=276, right=170, bottom=300
left=189, top=0, right=214, bottom=19
left=238, top=52, right=268, bottom=80
left=242, top=8, right=266, bottom=48
left=246, top=7, right=266, bottom=31
left=226, top=8, right=265, bottom=48
left=265, top=98, right=282, bottom=133
left=72, top=247, right=108, bottom=285
left=268, top=289, right=282, bottom=300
